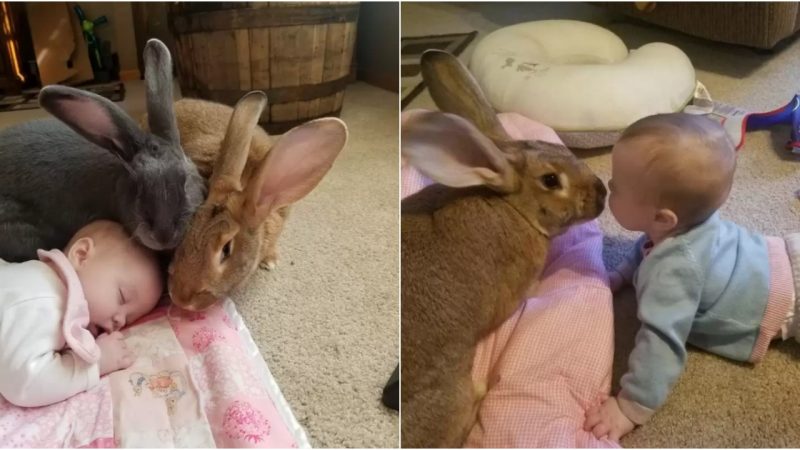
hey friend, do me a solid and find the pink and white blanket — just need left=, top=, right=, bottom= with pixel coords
left=0, top=300, right=307, bottom=448
left=402, top=110, right=618, bottom=448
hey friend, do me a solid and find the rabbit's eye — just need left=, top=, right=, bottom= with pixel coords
left=541, top=173, right=561, bottom=190
left=221, top=240, right=233, bottom=262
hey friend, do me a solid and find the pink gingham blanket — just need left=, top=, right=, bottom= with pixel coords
left=0, top=303, right=299, bottom=448
left=402, top=110, right=618, bottom=448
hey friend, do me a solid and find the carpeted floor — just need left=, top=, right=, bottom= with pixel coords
left=0, top=80, right=399, bottom=448
left=403, top=2, right=800, bottom=447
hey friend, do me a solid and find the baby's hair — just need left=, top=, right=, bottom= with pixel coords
left=69, top=221, right=139, bottom=253
left=618, top=113, right=736, bottom=230
left=66, top=220, right=164, bottom=286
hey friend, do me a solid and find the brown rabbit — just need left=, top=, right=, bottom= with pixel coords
left=401, top=50, right=607, bottom=448
left=164, top=91, right=348, bottom=311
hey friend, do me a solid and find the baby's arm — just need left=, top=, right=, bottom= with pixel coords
left=586, top=250, right=702, bottom=439
left=0, top=299, right=100, bottom=407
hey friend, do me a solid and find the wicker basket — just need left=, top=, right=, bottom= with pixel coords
left=168, top=2, right=359, bottom=133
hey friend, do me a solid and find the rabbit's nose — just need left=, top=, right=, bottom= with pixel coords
left=156, top=229, right=179, bottom=248
left=594, top=178, right=607, bottom=212
left=167, top=279, right=194, bottom=309
left=189, top=291, right=219, bottom=312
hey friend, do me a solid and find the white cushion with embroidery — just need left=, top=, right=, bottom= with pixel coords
left=469, top=20, right=696, bottom=132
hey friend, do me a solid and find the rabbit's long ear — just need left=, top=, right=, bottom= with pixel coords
left=421, top=50, right=512, bottom=144
left=402, top=110, right=519, bottom=193
left=144, top=39, right=179, bottom=145
left=243, top=118, right=347, bottom=228
left=209, top=91, right=267, bottom=201
left=38, top=85, right=143, bottom=162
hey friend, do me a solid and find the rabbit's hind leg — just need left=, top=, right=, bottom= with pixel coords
left=444, top=372, right=482, bottom=447
left=0, top=198, right=58, bottom=262
left=403, top=371, right=478, bottom=448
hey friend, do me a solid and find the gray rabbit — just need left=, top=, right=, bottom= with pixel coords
left=0, top=39, right=204, bottom=262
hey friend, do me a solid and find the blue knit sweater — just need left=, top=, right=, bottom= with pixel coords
left=613, top=212, right=772, bottom=424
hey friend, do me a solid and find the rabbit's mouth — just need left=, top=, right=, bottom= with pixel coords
left=168, top=281, right=221, bottom=312
left=177, top=292, right=220, bottom=312
left=583, top=178, right=607, bottom=219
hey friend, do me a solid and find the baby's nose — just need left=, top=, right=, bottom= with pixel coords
left=113, top=315, right=126, bottom=330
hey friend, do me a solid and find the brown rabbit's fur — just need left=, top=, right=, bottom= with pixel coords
left=401, top=51, right=607, bottom=448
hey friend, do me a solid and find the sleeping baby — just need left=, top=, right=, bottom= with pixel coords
left=584, top=113, right=800, bottom=440
left=0, top=220, right=163, bottom=407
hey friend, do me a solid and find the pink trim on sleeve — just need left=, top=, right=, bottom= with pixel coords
left=749, top=237, right=794, bottom=363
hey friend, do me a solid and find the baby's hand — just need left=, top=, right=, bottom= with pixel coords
left=96, top=331, right=135, bottom=375
left=584, top=395, right=635, bottom=442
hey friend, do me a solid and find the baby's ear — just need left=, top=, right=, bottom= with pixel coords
left=654, top=208, right=679, bottom=232
left=66, top=237, right=94, bottom=268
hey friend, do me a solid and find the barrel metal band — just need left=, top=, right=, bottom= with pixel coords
left=180, top=73, right=354, bottom=106
left=170, top=4, right=360, bottom=34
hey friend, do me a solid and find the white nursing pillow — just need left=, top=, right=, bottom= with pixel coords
left=469, top=20, right=696, bottom=132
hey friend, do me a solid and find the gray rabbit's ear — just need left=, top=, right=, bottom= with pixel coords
left=420, top=50, right=512, bottom=144
left=402, top=110, right=519, bottom=193
left=38, top=85, right=143, bottom=162
left=144, top=39, right=179, bottom=145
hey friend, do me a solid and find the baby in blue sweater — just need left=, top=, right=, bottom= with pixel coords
left=583, top=113, right=800, bottom=440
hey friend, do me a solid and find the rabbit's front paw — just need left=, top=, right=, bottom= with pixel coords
left=474, top=381, right=487, bottom=400
left=259, top=243, right=279, bottom=271
left=259, top=259, right=277, bottom=271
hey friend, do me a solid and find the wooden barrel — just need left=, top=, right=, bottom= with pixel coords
left=167, top=2, right=358, bottom=134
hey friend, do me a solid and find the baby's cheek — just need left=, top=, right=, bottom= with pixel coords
left=608, top=193, right=619, bottom=213
left=608, top=195, right=629, bottom=224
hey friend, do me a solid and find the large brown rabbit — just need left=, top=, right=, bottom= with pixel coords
left=401, top=50, right=607, bottom=448
left=160, top=91, right=348, bottom=311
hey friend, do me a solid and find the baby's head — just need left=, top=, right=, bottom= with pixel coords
left=609, top=113, right=736, bottom=237
left=65, top=220, right=163, bottom=335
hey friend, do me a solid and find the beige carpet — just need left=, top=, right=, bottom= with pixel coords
left=403, top=2, right=800, bottom=447
left=0, top=80, right=399, bottom=447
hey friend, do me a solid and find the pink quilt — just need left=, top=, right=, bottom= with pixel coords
left=0, top=301, right=303, bottom=448
left=402, top=110, right=618, bottom=448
